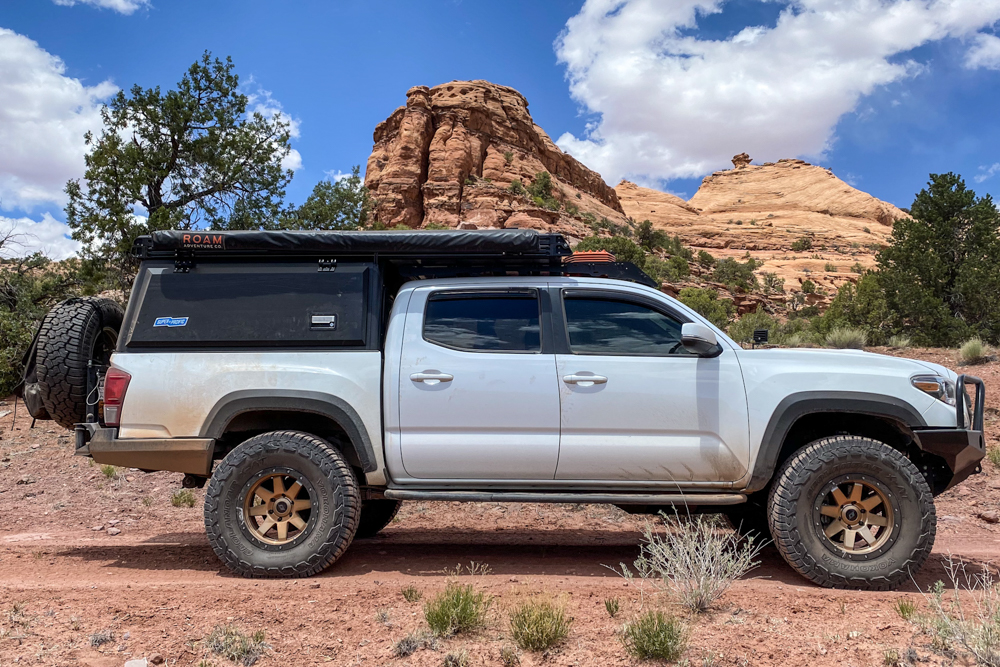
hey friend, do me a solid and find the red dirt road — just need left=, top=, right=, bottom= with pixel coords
left=1, top=348, right=999, bottom=666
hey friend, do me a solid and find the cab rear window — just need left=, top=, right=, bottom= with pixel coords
left=423, top=290, right=540, bottom=352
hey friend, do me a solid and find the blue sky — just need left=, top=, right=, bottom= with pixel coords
left=2, top=0, right=999, bottom=257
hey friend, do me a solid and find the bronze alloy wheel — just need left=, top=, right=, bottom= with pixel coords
left=817, top=478, right=894, bottom=555
left=242, top=470, right=313, bottom=546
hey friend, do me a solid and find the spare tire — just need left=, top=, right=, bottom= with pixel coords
left=35, top=297, right=124, bottom=429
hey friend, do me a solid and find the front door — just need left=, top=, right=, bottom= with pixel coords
left=397, top=286, right=560, bottom=479
left=554, top=289, right=750, bottom=483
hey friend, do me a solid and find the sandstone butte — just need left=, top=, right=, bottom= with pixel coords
left=364, top=80, right=907, bottom=303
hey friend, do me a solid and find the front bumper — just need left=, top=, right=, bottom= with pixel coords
left=75, top=423, right=214, bottom=476
left=912, top=374, right=986, bottom=489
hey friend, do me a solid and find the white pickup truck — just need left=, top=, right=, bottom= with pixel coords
left=23, top=229, right=985, bottom=590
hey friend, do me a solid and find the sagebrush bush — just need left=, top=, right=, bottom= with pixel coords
left=614, top=512, right=764, bottom=613
left=508, top=599, right=572, bottom=651
left=401, top=585, right=422, bottom=602
left=922, top=557, right=1000, bottom=666
left=781, top=332, right=816, bottom=348
left=620, top=611, right=687, bottom=661
left=204, top=624, right=270, bottom=667
left=959, top=337, right=994, bottom=365
left=825, top=327, right=867, bottom=349
left=424, top=582, right=491, bottom=636
left=887, top=334, right=912, bottom=349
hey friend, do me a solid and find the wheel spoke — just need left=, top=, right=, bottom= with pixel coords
left=289, top=513, right=307, bottom=530
left=254, top=487, right=274, bottom=503
left=858, top=525, right=878, bottom=546
left=286, top=481, right=303, bottom=499
left=849, top=483, right=863, bottom=503
left=276, top=521, right=288, bottom=541
left=825, top=520, right=847, bottom=538
left=859, top=494, right=884, bottom=511
left=843, top=529, right=857, bottom=550
left=248, top=504, right=268, bottom=517
left=293, top=499, right=312, bottom=511
left=820, top=505, right=841, bottom=518
left=831, top=487, right=849, bottom=506
left=867, top=514, right=889, bottom=527
left=272, top=476, right=285, bottom=496
left=257, top=516, right=276, bottom=536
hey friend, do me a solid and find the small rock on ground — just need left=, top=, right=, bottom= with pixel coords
left=978, top=511, right=1000, bottom=524
left=107, top=527, right=121, bottom=536
left=124, top=659, right=147, bottom=667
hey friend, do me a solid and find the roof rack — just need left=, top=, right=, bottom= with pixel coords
left=131, top=229, right=658, bottom=288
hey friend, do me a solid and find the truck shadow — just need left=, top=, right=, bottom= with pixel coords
left=54, top=528, right=988, bottom=592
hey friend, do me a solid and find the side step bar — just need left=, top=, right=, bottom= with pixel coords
left=383, top=490, right=746, bottom=505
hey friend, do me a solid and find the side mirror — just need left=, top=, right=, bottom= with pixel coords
left=681, top=322, right=722, bottom=357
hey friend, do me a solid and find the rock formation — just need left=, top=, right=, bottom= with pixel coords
left=731, top=152, right=751, bottom=169
left=364, top=80, right=625, bottom=235
left=615, top=159, right=908, bottom=298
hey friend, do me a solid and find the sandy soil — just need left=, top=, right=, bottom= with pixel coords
left=1, top=348, right=999, bottom=666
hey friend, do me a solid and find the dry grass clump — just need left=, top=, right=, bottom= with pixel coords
left=508, top=598, right=572, bottom=651
left=620, top=610, right=688, bottom=661
left=887, top=334, right=912, bottom=349
left=203, top=624, right=270, bottom=667
left=171, top=489, right=196, bottom=507
left=612, top=512, right=764, bottom=613
left=958, top=337, right=995, bottom=365
left=825, top=327, right=867, bottom=349
left=424, top=582, right=492, bottom=636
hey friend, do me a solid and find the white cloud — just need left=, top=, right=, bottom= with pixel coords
left=0, top=213, right=81, bottom=259
left=0, top=28, right=116, bottom=211
left=246, top=85, right=303, bottom=173
left=976, top=163, right=1000, bottom=183
left=52, top=0, right=150, bottom=14
left=555, top=0, right=1000, bottom=184
left=966, top=32, right=1000, bottom=69
left=324, top=170, right=355, bottom=182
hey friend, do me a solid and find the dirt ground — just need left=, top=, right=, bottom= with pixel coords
left=1, top=348, right=999, bottom=667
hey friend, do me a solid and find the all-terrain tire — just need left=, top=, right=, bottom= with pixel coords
left=204, top=430, right=361, bottom=578
left=35, top=297, right=124, bottom=428
left=722, top=492, right=773, bottom=546
left=768, top=435, right=936, bottom=590
left=354, top=499, right=403, bottom=539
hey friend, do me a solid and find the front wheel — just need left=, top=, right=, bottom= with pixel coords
left=768, top=435, right=936, bottom=590
left=204, top=430, right=361, bottom=578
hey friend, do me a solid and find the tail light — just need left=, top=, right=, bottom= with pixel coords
left=102, top=368, right=131, bottom=427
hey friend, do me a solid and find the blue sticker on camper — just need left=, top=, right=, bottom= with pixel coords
left=153, top=317, right=189, bottom=327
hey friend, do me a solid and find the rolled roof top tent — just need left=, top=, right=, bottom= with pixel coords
left=131, top=229, right=658, bottom=288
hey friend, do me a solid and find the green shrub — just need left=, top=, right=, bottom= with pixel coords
left=635, top=219, right=669, bottom=251
left=644, top=255, right=689, bottom=284
left=503, top=150, right=514, bottom=164
left=574, top=236, right=646, bottom=269
left=604, top=597, right=620, bottom=618
left=500, top=644, right=521, bottom=666
left=443, top=651, right=470, bottom=667
left=922, top=557, right=1000, bottom=666
left=894, top=598, right=917, bottom=621
left=958, top=337, right=994, bottom=365
left=824, top=262, right=838, bottom=272
left=424, top=582, right=491, bottom=636
left=204, top=624, right=270, bottom=667
left=402, top=585, right=422, bottom=602
left=728, top=307, right=777, bottom=344
left=801, top=279, right=816, bottom=294
left=782, top=332, right=816, bottom=348
left=508, top=599, right=571, bottom=651
left=171, top=489, right=196, bottom=508
left=825, top=327, right=867, bottom=349
left=696, top=250, right=716, bottom=267
left=851, top=262, right=865, bottom=274
left=678, top=288, right=734, bottom=329
left=987, top=446, right=1000, bottom=469
left=508, top=180, right=526, bottom=195
left=712, top=257, right=760, bottom=291
left=791, top=237, right=813, bottom=252
left=761, top=271, right=784, bottom=295
left=620, top=611, right=688, bottom=662
left=527, top=172, right=560, bottom=210
left=100, top=464, right=118, bottom=480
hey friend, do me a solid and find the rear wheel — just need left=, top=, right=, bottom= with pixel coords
left=768, top=435, right=935, bottom=590
left=35, top=297, right=123, bottom=428
left=354, top=499, right=403, bottom=539
left=204, top=430, right=360, bottom=577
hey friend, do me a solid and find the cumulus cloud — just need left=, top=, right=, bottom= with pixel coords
left=247, top=86, right=303, bottom=173
left=52, top=0, right=150, bottom=14
left=966, top=32, right=1000, bottom=69
left=555, top=0, right=1000, bottom=184
left=976, top=163, right=1000, bottom=183
left=0, top=28, right=116, bottom=211
left=0, top=213, right=81, bottom=259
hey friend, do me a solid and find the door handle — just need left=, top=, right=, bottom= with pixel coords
left=563, top=373, right=608, bottom=386
left=410, top=372, right=454, bottom=384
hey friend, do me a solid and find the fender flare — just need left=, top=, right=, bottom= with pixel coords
left=746, top=391, right=927, bottom=493
left=201, top=389, right=378, bottom=473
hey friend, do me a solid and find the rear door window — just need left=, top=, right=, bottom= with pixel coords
left=423, top=290, right=541, bottom=352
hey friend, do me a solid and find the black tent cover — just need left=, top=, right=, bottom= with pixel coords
left=136, top=229, right=571, bottom=257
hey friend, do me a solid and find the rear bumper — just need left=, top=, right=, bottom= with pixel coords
left=75, top=423, right=214, bottom=476
left=912, top=374, right=986, bottom=489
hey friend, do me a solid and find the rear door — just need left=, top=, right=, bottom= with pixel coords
left=553, top=288, right=750, bottom=483
left=396, top=285, right=561, bottom=479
